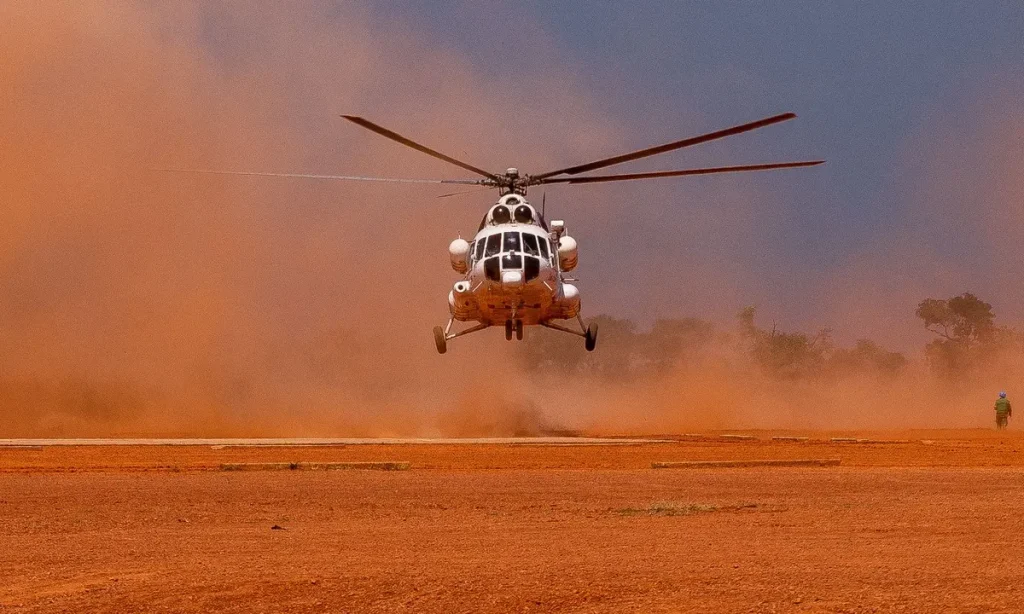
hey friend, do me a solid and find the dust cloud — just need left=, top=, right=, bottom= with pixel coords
left=0, top=2, right=563, bottom=437
left=2, top=3, right=1022, bottom=436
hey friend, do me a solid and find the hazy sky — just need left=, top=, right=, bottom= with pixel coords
left=6, top=1, right=1024, bottom=358
left=374, top=1, right=1024, bottom=342
left=3, top=2, right=1024, bottom=433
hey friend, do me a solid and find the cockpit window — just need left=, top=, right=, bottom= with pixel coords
left=503, top=232, right=521, bottom=253
left=467, top=241, right=475, bottom=264
left=538, top=236, right=550, bottom=261
left=475, top=239, right=486, bottom=261
left=524, top=256, right=540, bottom=281
left=484, top=257, right=500, bottom=281
left=484, top=234, right=501, bottom=257
left=502, top=253, right=523, bottom=270
left=522, top=233, right=540, bottom=257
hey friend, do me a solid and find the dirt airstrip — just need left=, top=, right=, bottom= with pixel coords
left=2, top=430, right=1024, bottom=613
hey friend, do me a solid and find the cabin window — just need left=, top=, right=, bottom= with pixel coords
left=475, top=239, right=486, bottom=261
left=485, top=234, right=501, bottom=257
left=524, top=256, right=540, bottom=281
left=502, top=253, right=523, bottom=270
left=503, top=231, right=521, bottom=254
left=484, top=257, right=500, bottom=281
left=522, top=233, right=540, bottom=257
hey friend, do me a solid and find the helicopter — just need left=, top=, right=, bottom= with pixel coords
left=165, top=113, right=822, bottom=354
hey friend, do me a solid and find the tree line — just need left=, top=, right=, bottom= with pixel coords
left=521, top=292, right=1022, bottom=381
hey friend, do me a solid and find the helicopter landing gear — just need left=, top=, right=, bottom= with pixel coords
left=585, top=322, right=598, bottom=352
left=503, top=319, right=525, bottom=341
left=434, top=319, right=489, bottom=354
left=433, top=326, right=447, bottom=354
left=538, top=314, right=598, bottom=351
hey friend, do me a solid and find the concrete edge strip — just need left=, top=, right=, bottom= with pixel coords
left=829, top=438, right=912, bottom=444
left=0, top=438, right=673, bottom=447
left=220, top=461, right=411, bottom=471
left=652, top=459, right=841, bottom=469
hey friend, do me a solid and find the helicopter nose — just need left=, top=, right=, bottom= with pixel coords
left=501, top=271, right=523, bottom=286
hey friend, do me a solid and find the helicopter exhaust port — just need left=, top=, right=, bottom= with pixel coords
left=447, top=281, right=478, bottom=321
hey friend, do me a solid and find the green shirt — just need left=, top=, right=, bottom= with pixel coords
left=995, top=398, right=1012, bottom=416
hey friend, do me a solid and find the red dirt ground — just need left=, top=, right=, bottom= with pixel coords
left=2, top=430, right=1023, bottom=613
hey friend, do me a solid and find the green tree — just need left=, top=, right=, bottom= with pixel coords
left=638, top=318, right=717, bottom=373
left=519, top=315, right=640, bottom=378
left=916, top=292, right=996, bottom=375
left=518, top=315, right=717, bottom=378
left=828, top=339, right=907, bottom=378
left=915, top=293, right=995, bottom=345
left=738, top=306, right=832, bottom=380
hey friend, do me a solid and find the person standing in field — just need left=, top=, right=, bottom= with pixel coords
left=995, top=391, right=1012, bottom=430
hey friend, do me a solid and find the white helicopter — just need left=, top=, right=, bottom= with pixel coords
left=166, top=113, right=822, bottom=354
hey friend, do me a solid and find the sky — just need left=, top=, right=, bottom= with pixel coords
left=2, top=1, right=1024, bottom=434
left=180, top=0, right=1024, bottom=343
left=386, top=1, right=1024, bottom=341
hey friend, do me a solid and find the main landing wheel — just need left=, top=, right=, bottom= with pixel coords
left=515, top=320, right=524, bottom=341
left=433, top=326, right=447, bottom=354
left=585, top=322, right=599, bottom=352
left=505, top=320, right=514, bottom=341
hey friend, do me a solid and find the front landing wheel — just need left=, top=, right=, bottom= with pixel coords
left=433, top=326, right=447, bottom=354
left=584, top=322, right=599, bottom=352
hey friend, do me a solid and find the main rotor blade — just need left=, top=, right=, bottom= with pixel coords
left=530, top=113, right=798, bottom=182
left=341, top=115, right=499, bottom=181
left=535, top=161, right=824, bottom=185
left=155, top=168, right=484, bottom=185
left=436, top=186, right=496, bottom=198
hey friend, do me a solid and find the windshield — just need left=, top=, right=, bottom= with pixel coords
left=503, top=232, right=521, bottom=253
left=484, top=234, right=501, bottom=257
left=480, top=231, right=549, bottom=279
left=502, top=253, right=523, bottom=270
left=522, top=233, right=539, bottom=257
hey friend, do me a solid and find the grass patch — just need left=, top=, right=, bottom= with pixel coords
left=616, top=501, right=760, bottom=517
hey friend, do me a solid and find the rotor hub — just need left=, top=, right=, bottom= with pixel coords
left=495, top=168, right=529, bottom=195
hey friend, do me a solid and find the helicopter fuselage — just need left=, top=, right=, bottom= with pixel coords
left=452, top=224, right=578, bottom=326
left=446, top=194, right=580, bottom=331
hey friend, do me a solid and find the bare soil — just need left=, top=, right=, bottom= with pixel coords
left=2, top=430, right=1023, bottom=612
